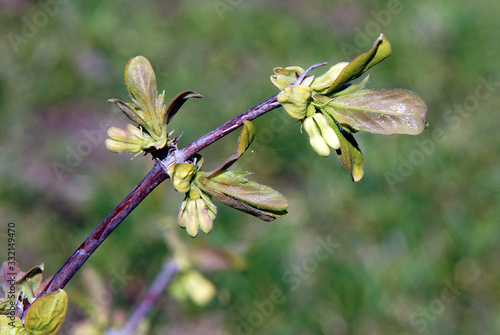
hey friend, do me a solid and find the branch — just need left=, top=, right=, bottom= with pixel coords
left=107, top=259, right=179, bottom=335
left=37, top=94, right=285, bottom=301
left=37, top=162, right=169, bottom=299
left=35, top=62, right=325, bottom=303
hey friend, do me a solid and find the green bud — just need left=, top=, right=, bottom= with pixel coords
left=170, top=270, right=216, bottom=306
left=168, top=163, right=197, bottom=193
left=184, top=200, right=199, bottom=237
left=177, top=186, right=217, bottom=237
left=271, top=66, right=305, bottom=90
left=303, top=116, right=330, bottom=157
left=104, top=139, right=141, bottom=153
left=305, top=104, right=316, bottom=118
left=277, top=85, right=313, bottom=120
left=312, top=113, right=341, bottom=150
left=311, top=62, right=349, bottom=92
left=107, top=127, right=129, bottom=142
left=196, top=199, right=213, bottom=234
left=125, top=124, right=144, bottom=140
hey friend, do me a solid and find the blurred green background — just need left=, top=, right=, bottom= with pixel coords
left=1, top=0, right=499, bottom=334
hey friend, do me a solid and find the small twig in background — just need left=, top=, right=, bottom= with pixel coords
left=107, top=259, right=179, bottom=335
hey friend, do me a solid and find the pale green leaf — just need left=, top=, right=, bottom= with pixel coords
left=325, top=114, right=365, bottom=182
left=324, top=33, right=392, bottom=94
left=196, top=171, right=289, bottom=220
left=207, top=121, right=256, bottom=176
left=270, top=66, right=305, bottom=90
left=238, top=120, right=256, bottom=156
left=322, top=88, right=427, bottom=135
left=24, top=289, right=68, bottom=335
left=125, top=56, right=158, bottom=118
left=0, top=315, right=28, bottom=335
left=107, top=99, right=150, bottom=130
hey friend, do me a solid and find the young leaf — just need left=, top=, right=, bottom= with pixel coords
left=0, top=315, right=27, bottom=335
left=24, top=289, right=68, bottom=335
left=196, top=171, right=289, bottom=221
left=324, top=33, right=392, bottom=94
left=164, top=90, right=203, bottom=125
left=208, top=121, right=256, bottom=176
left=107, top=99, right=150, bottom=130
left=326, top=114, right=365, bottom=182
left=16, top=264, right=44, bottom=303
left=321, top=88, right=428, bottom=135
left=270, top=66, right=305, bottom=90
left=125, top=56, right=158, bottom=123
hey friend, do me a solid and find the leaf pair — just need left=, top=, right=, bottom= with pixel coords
left=106, top=56, right=202, bottom=155
left=169, top=121, right=289, bottom=237
left=194, top=121, right=288, bottom=222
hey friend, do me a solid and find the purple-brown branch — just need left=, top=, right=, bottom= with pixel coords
left=35, top=62, right=324, bottom=313
left=37, top=94, right=282, bottom=300
left=38, top=161, right=169, bottom=299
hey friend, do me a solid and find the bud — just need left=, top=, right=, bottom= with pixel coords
left=107, top=127, right=129, bottom=142
left=104, top=139, right=141, bottom=153
left=305, top=104, right=316, bottom=118
left=277, top=85, right=313, bottom=120
left=303, top=117, right=330, bottom=157
left=125, top=124, right=144, bottom=140
left=312, top=113, right=341, bottom=150
left=168, top=163, right=197, bottom=193
left=184, top=200, right=199, bottom=237
left=196, top=199, right=213, bottom=234
left=179, top=270, right=216, bottom=306
left=271, top=66, right=305, bottom=90
left=311, top=62, right=349, bottom=92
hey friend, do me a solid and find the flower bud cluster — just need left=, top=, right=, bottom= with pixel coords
left=273, top=62, right=348, bottom=158
left=303, top=113, right=341, bottom=157
left=178, top=186, right=217, bottom=237
left=168, top=161, right=217, bottom=237
left=270, top=34, right=404, bottom=182
left=168, top=163, right=198, bottom=193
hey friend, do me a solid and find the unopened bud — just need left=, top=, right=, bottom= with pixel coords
left=201, top=193, right=217, bottom=220
left=196, top=199, right=213, bottom=234
left=185, top=200, right=199, bottom=237
left=277, top=85, right=313, bottom=120
left=303, top=117, right=330, bottom=157
left=107, top=127, right=129, bottom=141
left=105, top=139, right=141, bottom=153
left=311, top=62, right=349, bottom=92
left=126, top=124, right=144, bottom=140
left=312, top=113, right=341, bottom=150
left=168, top=163, right=197, bottom=193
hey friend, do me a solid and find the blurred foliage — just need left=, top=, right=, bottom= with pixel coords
left=1, top=0, right=499, bottom=334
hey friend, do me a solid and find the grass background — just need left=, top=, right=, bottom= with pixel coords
left=1, top=0, right=499, bottom=334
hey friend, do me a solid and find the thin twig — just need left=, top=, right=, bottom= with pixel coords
left=107, top=259, right=179, bottom=335
left=38, top=162, right=169, bottom=298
